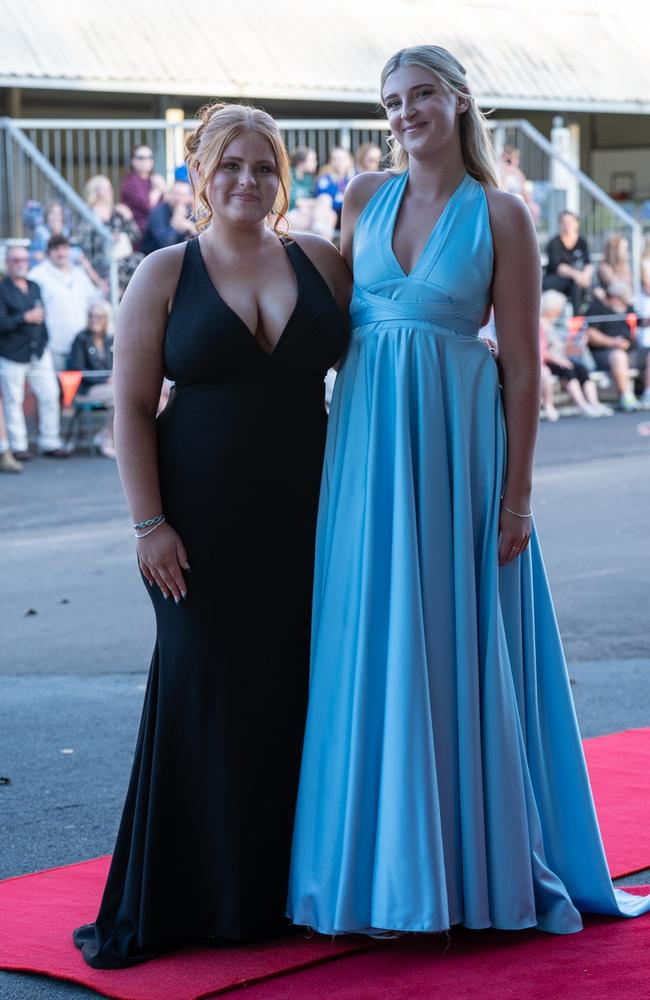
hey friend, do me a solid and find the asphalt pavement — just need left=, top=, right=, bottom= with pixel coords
left=0, top=411, right=649, bottom=999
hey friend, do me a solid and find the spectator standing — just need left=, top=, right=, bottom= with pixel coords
left=120, top=145, right=167, bottom=244
left=539, top=290, right=613, bottom=420
left=598, top=235, right=633, bottom=303
left=0, top=245, right=68, bottom=459
left=76, top=175, right=143, bottom=297
left=0, top=395, right=22, bottom=471
left=543, top=211, right=593, bottom=313
left=29, top=235, right=98, bottom=369
left=68, top=301, right=115, bottom=457
left=141, top=180, right=196, bottom=254
left=585, top=281, right=650, bottom=411
left=354, top=143, right=382, bottom=173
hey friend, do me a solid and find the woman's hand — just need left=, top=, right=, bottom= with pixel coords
left=498, top=499, right=533, bottom=566
left=548, top=355, right=572, bottom=369
left=137, top=523, right=190, bottom=602
left=115, top=202, right=134, bottom=220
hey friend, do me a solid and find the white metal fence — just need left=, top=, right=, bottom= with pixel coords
left=0, top=119, right=119, bottom=306
left=1, top=115, right=643, bottom=303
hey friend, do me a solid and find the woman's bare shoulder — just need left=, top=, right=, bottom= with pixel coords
left=127, top=241, right=189, bottom=299
left=344, top=169, right=397, bottom=212
left=290, top=231, right=351, bottom=297
left=483, top=186, right=535, bottom=239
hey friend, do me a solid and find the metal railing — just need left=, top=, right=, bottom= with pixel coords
left=1, top=116, right=642, bottom=304
left=491, top=120, right=642, bottom=301
left=0, top=118, right=118, bottom=307
left=2, top=117, right=392, bottom=191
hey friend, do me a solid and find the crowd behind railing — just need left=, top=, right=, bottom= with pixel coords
left=1, top=141, right=650, bottom=474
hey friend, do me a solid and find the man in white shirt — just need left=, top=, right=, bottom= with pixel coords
left=29, top=235, right=99, bottom=370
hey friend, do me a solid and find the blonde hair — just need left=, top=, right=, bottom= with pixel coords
left=540, top=289, right=567, bottom=318
left=88, top=298, right=113, bottom=335
left=355, top=142, right=383, bottom=171
left=380, top=45, right=499, bottom=187
left=603, top=233, right=629, bottom=267
left=185, top=102, right=291, bottom=235
left=84, top=175, right=113, bottom=208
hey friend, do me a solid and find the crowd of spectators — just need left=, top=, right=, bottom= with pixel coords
left=538, top=209, right=650, bottom=419
left=2, top=139, right=650, bottom=471
left=287, top=143, right=382, bottom=240
left=0, top=143, right=198, bottom=471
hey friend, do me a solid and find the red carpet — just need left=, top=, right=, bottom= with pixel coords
left=584, top=727, right=650, bottom=877
left=0, top=857, right=371, bottom=1000
left=0, top=727, right=648, bottom=999
left=236, top=888, right=650, bottom=1000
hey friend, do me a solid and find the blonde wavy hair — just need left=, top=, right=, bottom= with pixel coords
left=380, top=45, right=499, bottom=188
left=185, top=102, right=291, bottom=234
left=84, top=175, right=113, bottom=207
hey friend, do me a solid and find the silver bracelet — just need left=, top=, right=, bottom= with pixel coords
left=502, top=503, right=533, bottom=519
left=135, top=517, right=167, bottom=539
left=133, top=514, right=165, bottom=531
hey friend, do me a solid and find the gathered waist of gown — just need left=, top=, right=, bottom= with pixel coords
left=350, top=284, right=484, bottom=341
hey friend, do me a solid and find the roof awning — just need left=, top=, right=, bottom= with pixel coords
left=1, top=0, right=649, bottom=114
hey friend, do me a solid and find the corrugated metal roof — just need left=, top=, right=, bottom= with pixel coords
left=1, top=0, right=650, bottom=113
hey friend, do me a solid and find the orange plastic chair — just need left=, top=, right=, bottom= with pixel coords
left=58, top=370, right=83, bottom=408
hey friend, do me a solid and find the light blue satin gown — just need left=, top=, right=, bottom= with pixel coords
left=287, top=170, right=650, bottom=935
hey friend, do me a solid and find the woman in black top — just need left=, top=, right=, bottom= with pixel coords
left=73, top=102, right=349, bottom=968
left=69, top=301, right=115, bottom=457
left=542, top=210, right=593, bottom=314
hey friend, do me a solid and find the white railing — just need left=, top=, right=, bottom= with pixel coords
left=490, top=120, right=642, bottom=301
left=1, top=116, right=642, bottom=303
left=0, top=119, right=119, bottom=308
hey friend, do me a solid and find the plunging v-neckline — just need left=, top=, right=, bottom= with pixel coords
left=390, top=172, right=468, bottom=279
left=195, top=236, right=300, bottom=357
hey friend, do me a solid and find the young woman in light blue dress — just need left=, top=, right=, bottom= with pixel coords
left=288, top=44, right=650, bottom=936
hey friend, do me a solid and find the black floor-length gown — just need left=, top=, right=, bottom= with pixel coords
left=74, top=236, right=347, bottom=968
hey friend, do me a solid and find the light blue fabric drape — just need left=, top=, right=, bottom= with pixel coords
left=287, top=172, right=650, bottom=935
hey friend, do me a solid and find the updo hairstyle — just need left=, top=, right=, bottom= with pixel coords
left=185, top=102, right=291, bottom=234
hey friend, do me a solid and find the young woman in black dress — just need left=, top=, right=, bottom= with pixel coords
left=74, top=103, right=349, bottom=968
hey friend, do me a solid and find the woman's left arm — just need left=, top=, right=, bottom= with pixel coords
left=485, top=187, right=541, bottom=566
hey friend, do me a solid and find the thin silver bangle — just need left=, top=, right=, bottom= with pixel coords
left=135, top=519, right=166, bottom=539
left=502, top=503, right=533, bottom=519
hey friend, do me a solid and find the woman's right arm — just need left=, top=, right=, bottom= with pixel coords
left=113, top=245, right=189, bottom=602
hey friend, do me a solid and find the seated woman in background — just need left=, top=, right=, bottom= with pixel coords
left=288, top=147, right=338, bottom=238
left=312, top=146, right=355, bottom=240
left=539, top=290, right=613, bottom=421
left=354, top=142, right=382, bottom=173
left=76, top=176, right=143, bottom=298
left=640, top=237, right=650, bottom=344
left=497, top=145, right=540, bottom=220
left=29, top=200, right=103, bottom=290
left=598, top=234, right=633, bottom=304
left=68, top=301, right=115, bottom=457
left=289, top=147, right=318, bottom=207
